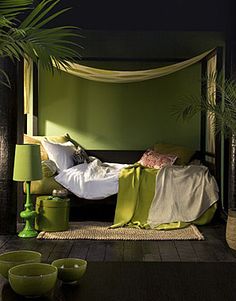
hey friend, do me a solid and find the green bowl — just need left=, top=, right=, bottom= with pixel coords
left=8, top=263, right=57, bottom=297
left=51, top=258, right=87, bottom=284
left=0, top=250, right=41, bottom=279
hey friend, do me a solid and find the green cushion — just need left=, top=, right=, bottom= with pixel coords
left=153, top=143, right=195, bottom=166
left=33, top=134, right=69, bottom=144
left=28, top=177, right=64, bottom=195
left=24, top=134, right=70, bottom=161
left=41, top=160, right=57, bottom=178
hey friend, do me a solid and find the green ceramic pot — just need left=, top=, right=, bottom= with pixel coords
left=51, top=258, right=87, bottom=284
left=0, top=250, right=41, bottom=279
left=8, top=263, right=57, bottom=297
left=35, top=196, right=70, bottom=231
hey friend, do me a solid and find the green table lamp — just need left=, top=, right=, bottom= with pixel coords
left=13, top=144, right=42, bottom=238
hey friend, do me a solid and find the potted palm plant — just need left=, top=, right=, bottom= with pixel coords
left=172, top=72, right=236, bottom=250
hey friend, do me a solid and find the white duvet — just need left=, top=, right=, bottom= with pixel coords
left=147, top=165, right=219, bottom=227
left=54, top=158, right=127, bottom=199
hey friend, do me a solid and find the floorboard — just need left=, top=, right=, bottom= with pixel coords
left=1, top=223, right=236, bottom=263
left=158, top=241, right=180, bottom=262
left=47, top=240, right=74, bottom=262
left=191, top=240, right=218, bottom=262
left=0, top=236, right=11, bottom=249
left=123, top=241, right=144, bottom=261
left=142, top=241, right=161, bottom=262
left=174, top=241, right=197, bottom=262
left=86, top=241, right=107, bottom=261
left=202, top=227, right=236, bottom=262
left=69, top=240, right=91, bottom=259
left=104, top=241, right=124, bottom=261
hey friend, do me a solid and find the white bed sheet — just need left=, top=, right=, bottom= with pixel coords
left=54, top=157, right=127, bottom=199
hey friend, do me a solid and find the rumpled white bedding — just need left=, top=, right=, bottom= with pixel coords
left=54, top=158, right=127, bottom=199
left=147, top=165, right=219, bottom=228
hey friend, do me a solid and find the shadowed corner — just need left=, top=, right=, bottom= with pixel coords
left=1, top=280, right=62, bottom=301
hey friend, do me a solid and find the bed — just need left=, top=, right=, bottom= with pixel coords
left=23, top=134, right=218, bottom=226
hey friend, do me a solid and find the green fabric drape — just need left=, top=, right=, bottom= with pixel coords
left=111, top=164, right=217, bottom=230
left=111, top=164, right=157, bottom=228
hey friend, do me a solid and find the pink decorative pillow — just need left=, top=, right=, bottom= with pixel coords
left=139, top=149, right=177, bottom=169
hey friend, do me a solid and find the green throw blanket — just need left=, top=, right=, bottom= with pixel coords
left=111, top=164, right=217, bottom=230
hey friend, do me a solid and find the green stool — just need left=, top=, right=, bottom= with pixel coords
left=35, top=196, right=70, bottom=232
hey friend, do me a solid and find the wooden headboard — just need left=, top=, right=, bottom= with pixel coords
left=87, top=150, right=144, bottom=164
left=87, top=149, right=216, bottom=175
left=88, top=149, right=203, bottom=163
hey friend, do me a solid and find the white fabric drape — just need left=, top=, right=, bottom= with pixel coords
left=24, top=49, right=214, bottom=113
left=53, top=49, right=213, bottom=83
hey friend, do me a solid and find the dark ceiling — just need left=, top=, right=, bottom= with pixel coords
left=50, top=0, right=234, bottom=32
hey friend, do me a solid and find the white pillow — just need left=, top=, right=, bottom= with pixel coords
left=41, top=140, right=76, bottom=172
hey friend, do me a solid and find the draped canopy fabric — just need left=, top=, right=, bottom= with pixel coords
left=24, top=49, right=214, bottom=113
left=24, top=57, right=33, bottom=114
left=53, top=49, right=214, bottom=83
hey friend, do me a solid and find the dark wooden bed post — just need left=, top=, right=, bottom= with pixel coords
left=201, top=47, right=225, bottom=212
left=0, top=58, right=24, bottom=234
left=226, top=37, right=236, bottom=210
left=200, top=58, right=207, bottom=163
left=32, top=63, right=39, bottom=135
left=16, top=61, right=25, bottom=224
left=215, top=47, right=224, bottom=211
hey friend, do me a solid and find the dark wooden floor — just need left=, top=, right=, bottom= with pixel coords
left=1, top=221, right=236, bottom=263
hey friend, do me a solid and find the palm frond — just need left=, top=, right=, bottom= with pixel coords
left=0, top=68, right=11, bottom=88
left=0, top=25, right=81, bottom=69
left=0, top=0, right=82, bottom=89
left=0, top=16, right=13, bottom=28
left=0, top=0, right=81, bottom=68
left=171, top=94, right=202, bottom=121
left=0, top=0, right=32, bottom=8
left=173, top=71, right=236, bottom=136
left=19, top=0, right=70, bottom=29
left=0, top=0, right=32, bottom=21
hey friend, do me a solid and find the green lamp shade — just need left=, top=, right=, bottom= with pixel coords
left=13, top=144, right=42, bottom=181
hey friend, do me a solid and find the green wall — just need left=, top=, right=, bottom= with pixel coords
left=38, top=62, right=201, bottom=150
left=38, top=30, right=225, bottom=151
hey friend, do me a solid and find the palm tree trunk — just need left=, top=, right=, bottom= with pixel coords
left=0, top=58, right=18, bottom=234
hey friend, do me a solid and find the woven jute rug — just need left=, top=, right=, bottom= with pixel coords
left=37, top=222, right=204, bottom=241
